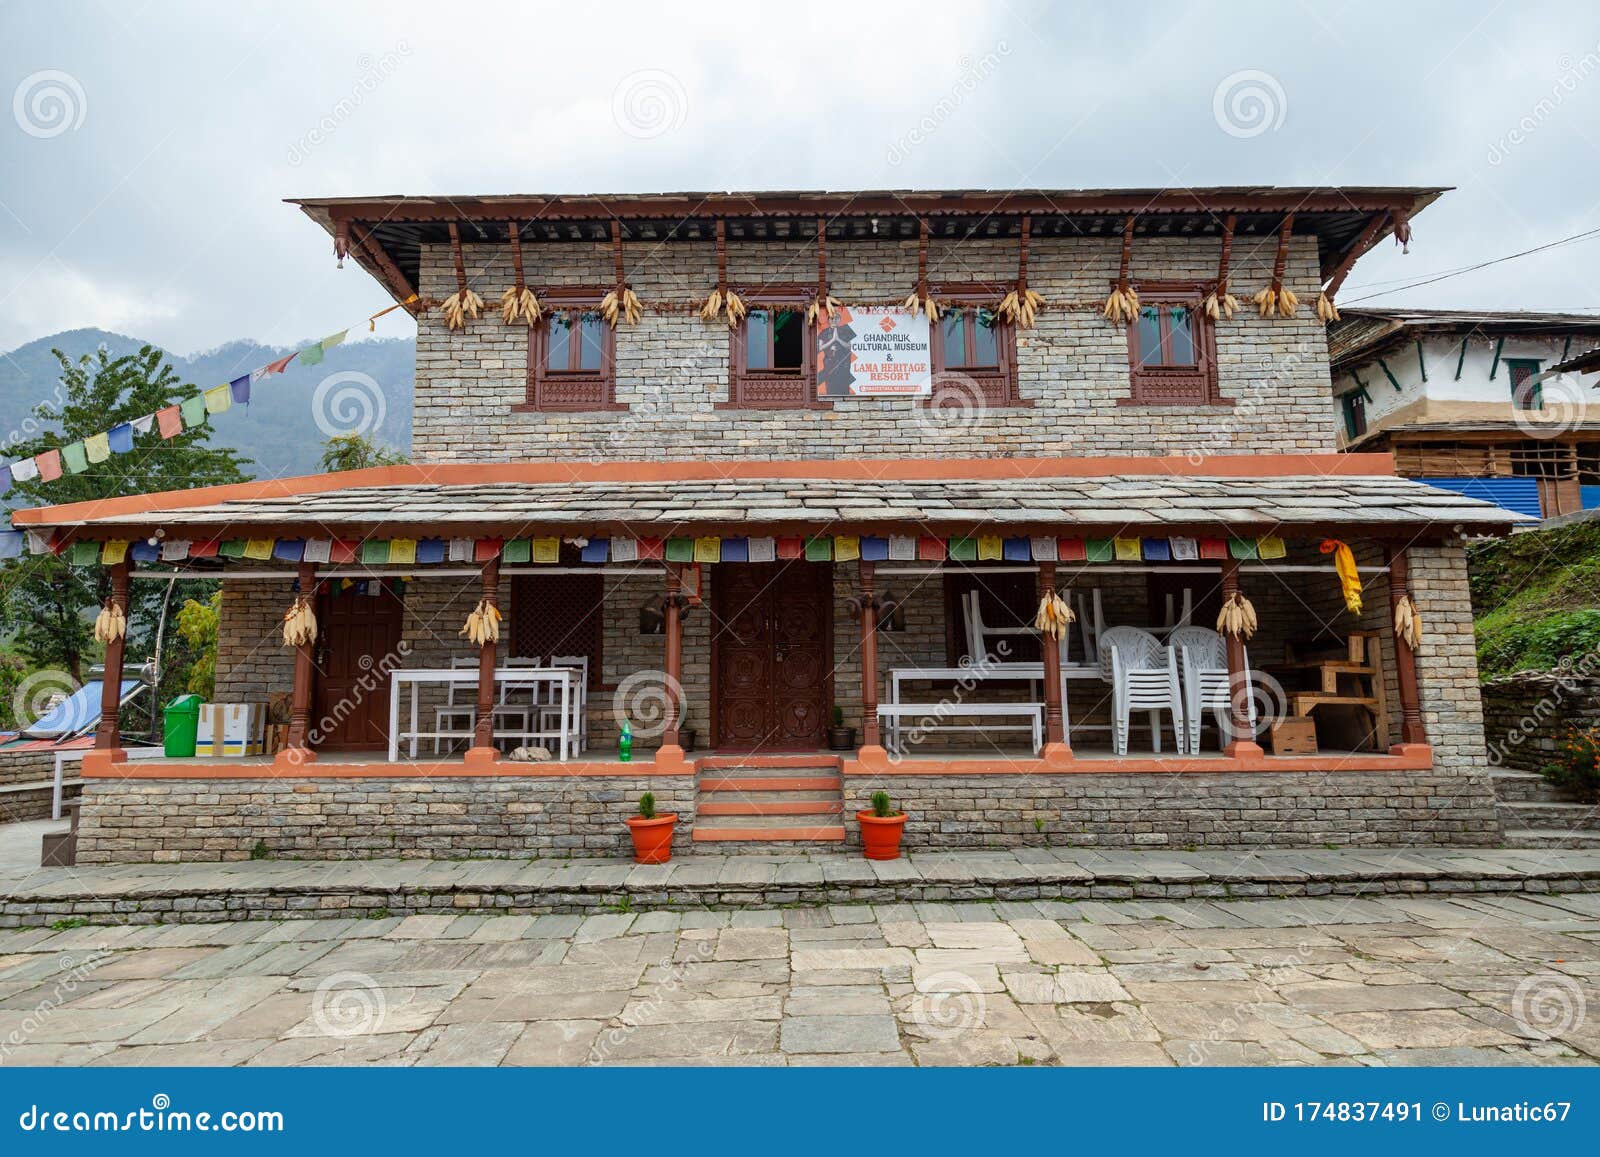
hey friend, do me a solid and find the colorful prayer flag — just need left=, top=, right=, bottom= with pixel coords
left=1198, top=538, right=1228, bottom=560
left=1228, top=538, right=1259, bottom=561
left=9, top=458, right=37, bottom=483
left=887, top=535, right=917, bottom=561
left=61, top=442, right=87, bottom=473
left=1113, top=537, right=1141, bottom=561
left=1029, top=536, right=1058, bottom=562
left=609, top=537, right=638, bottom=563
left=1169, top=536, right=1199, bottom=561
left=917, top=536, right=945, bottom=561
left=473, top=538, right=503, bottom=562
left=321, top=330, right=348, bottom=352
left=156, top=406, right=182, bottom=439
left=297, top=342, right=325, bottom=367
left=1257, top=534, right=1287, bottom=560
left=746, top=536, right=776, bottom=563
left=976, top=535, right=1002, bottom=561
left=860, top=535, right=889, bottom=562
left=254, top=353, right=295, bottom=379
left=1002, top=537, right=1031, bottom=562
left=502, top=539, right=532, bottom=564
left=580, top=539, right=609, bottom=563
left=0, top=531, right=22, bottom=560
left=833, top=535, right=860, bottom=562
left=665, top=538, right=694, bottom=563
left=637, top=537, right=664, bottom=561
left=203, top=385, right=231, bottom=414
left=272, top=539, right=305, bottom=562
left=302, top=539, right=332, bottom=564
left=25, top=530, right=52, bottom=555
left=1142, top=538, right=1171, bottom=561
left=360, top=540, right=390, bottom=565
left=160, top=539, right=191, bottom=562
left=243, top=538, right=274, bottom=561
left=229, top=376, right=251, bottom=406
left=447, top=537, right=475, bottom=563
left=69, top=541, right=99, bottom=565
left=190, top=538, right=221, bottom=559
left=0, top=465, right=9, bottom=491
left=131, top=540, right=159, bottom=562
left=1085, top=539, right=1114, bottom=563
left=804, top=536, right=833, bottom=562
left=179, top=395, right=207, bottom=428
left=387, top=538, right=417, bottom=565
left=35, top=449, right=61, bottom=481
left=100, top=539, right=129, bottom=565
left=718, top=538, right=747, bottom=563
left=948, top=537, right=977, bottom=562
left=1058, top=538, right=1087, bottom=562
left=84, top=432, right=110, bottom=463
left=107, top=423, right=134, bottom=454
left=530, top=537, right=560, bottom=563
left=693, top=536, right=720, bottom=563
left=417, top=538, right=446, bottom=564
left=131, top=413, right=155, bottom=435
left=330, top=539, right=358, bottom=564
left=776, top=536, right=804, bottom=560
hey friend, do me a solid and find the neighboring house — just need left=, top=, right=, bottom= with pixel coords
left=1329, top=309, right=1600, bottom=518
left=10, top=187, right=1525, bottom=860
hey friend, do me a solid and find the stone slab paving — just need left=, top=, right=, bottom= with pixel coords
left=0, top=889, right=1596, bottom=1067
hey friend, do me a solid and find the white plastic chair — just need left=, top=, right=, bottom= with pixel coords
left=1157, top=589, right=1194, bottom=636
left=539, top=654, right=590, bottom=755
left=1076, top=589, right=1105, bottom=665
left=491, top=656, right=544, bottom=748
left=432, top=657, right=479, bottom=754
left=1171, top=625, right=1256, bottom=755
left=1096, top=625, right=1184, bottom=755
left=961, top=589, right=1033, bottom=664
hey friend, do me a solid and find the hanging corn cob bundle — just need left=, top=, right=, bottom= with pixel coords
left=1033, top=591, right=1076, bottom=640
left=1215, top=591, right=1258, bottom=639
left=1319, top=539, right=1364, bottom=615
left=92, top=598, right=127, bottom=644
left=805, top=294, right=840, bottom=328
left=499, top=223, right=543, bottom=326
left=995, top=215, right=1046, bottom=330
left=600, top=221, right=642, bottom=327
left=698, top=288, right=722, bottom=322
left=460, top=599, right=502, bottom=646
left=1201, top=216, right=1239, bottom=322
left=903, top=288, right=941, bottom=322
left=280, top=597, right=317, bottom=648
left=1276, top=286, right=1300, bottom=318
left=1252, top=286, right=1278, bottom=318
left=1104, top=214, right=1139, bottom=325
left=440, top=222, right=483, bottom=330
left=1393, top=593, right=1423, bottom=649
left=1314, top=291, right=1340, bottom=323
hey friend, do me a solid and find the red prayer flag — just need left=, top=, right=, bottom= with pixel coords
left=188, top=538, right=220, bottom=558
left=776, top=536, right=804, bottom=560
left=636, top=537, right=664, bottom=560
left=1198, top=537, right=1228, bottom=560
left=1057, top=537, right=1087, bottom=562
left=473, top=537, right=503, bottom=562
left=35, top=449, right=62, bottom=482
left=155, top=406, right=182, bottom=439
left=330, top=539, right=359, bottom=564
left=917, top=536, right=946, bottom=561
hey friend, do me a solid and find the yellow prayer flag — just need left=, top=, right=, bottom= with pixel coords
left=203, top=384, right=232, bottom=414
left=833, top=535, right=860, bottom=562
left=1113, top=537, right=1142, bottom=561
left=977, top=534, right=1003, bottom=561
left=243, top=538, right=274, bottom=560
left=531, top=537, right=560, bottom=563
left=693, top=536, right=721, bottom=563
left=84, top=432, right=111, bottom=463
left=387, top=538, right=417, bottom=565
left=1257, top=535, right=1287, bottom=560
left=100, top=539, right=129, bottom=564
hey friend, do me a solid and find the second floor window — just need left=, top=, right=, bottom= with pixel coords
left=1123, top=281, right=1222, bottom=406
left=520, top=289, right=619, bottom=412
left=1508, top=359, right=1542, bottom=411
left=1342, top=389, right=1368, bottom=439
left=930, top=283, right=1022, bottom=406
left=727, top=285, right=817, bottom=408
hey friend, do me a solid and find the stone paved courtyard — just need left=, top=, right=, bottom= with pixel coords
left=1, top=888, right=1597, bottom=1066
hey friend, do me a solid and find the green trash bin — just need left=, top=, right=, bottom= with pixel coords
left=164, top=694, right=203, bottom=758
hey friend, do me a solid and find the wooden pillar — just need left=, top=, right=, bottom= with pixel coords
left=93, top=559, right=131, bottom=754
left=1037, top=563, right=1067, bottom=751
left=282, top=562, right=319, bottom=763
left=1221, top=558, right=1263, bottom=758
left=859, top=561, right=881, bottom=748
left=1386, top=547, right=1428, bottom=749
left=662, top=563, right=683, bottom=750
left=469, top=558, right=500, bottom=758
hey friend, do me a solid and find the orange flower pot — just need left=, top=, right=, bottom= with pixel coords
left=624, top=814, right=677, bottom=864
left=857, top=811, right=907, bottom=860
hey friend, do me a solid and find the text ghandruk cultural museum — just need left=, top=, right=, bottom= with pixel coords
left=10, top=188, right=1525, bottom=862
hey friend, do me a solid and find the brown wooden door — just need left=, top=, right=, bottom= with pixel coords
left=314, top=580, right=405, bottom=751
left=713, top=561, right=831, bottom=751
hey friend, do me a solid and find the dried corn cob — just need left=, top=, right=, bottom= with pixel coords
left=92, top=599, right=127, bottom=644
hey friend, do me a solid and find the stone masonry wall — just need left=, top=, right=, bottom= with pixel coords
left=1480, top=673, right=1600, bottom=773
left=841, top=770, right=1501, bottom=849
left=411, top=234, right=1336, bottom=462
left=75, top=775, right=696, bottom=863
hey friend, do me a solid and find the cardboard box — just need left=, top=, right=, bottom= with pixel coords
left=1268, top=717, right=1318, bottom=756
left=196, top=703, right=266, bottom=757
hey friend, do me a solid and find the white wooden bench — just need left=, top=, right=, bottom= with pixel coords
left=877, top=702, right=1043, bottom=755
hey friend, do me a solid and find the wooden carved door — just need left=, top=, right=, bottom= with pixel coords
left=314, top=580, right=405, bottom=751
left=713, top=562, right=831, bottom=750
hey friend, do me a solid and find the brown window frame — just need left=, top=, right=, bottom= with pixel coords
left=1120, top=280, right=1226, bottom=407
left=721, top=283, right=824, bottom=410
left=928, top=281, right=1027, bottom=408
left=515, top=287, right=624, bottom=413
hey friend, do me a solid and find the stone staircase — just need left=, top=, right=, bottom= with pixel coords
left=1491, top=768, right=1600, bottom=849
left=693, top=754, right=846, bottom=847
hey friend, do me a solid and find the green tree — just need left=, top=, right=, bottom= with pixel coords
left=0, top=345, right=249, bottom=681
left=173, top=591, right=220, bottom=698
left=319, top=432, right=407, bottom=473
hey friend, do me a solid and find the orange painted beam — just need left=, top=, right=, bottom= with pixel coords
left=844, top=747, right=1433, bottom=776
left=83, top=758, right=695, bottom=779
left=12, top=453, right=1399, bottom=527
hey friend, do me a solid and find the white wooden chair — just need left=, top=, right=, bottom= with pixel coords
left=432, top=657, right=479, bottom=754
left=1096, top=625, right=1184, bottom=755
left=539, top=654, right=590, bottom=754
left=491, top=656, right=544, bottom=748
left=961, top=589, right=1033, bottom=664
left=1170, top=625, right=1255, bottom=755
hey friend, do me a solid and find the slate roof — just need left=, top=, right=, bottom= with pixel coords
left=41, top=473, right=1526, bottom=535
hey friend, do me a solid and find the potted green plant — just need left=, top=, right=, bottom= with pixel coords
left=624, top=791, right=677, bottom=864
left=857, top=790, right=906, bottom=860
left=827, top=705, right=856, bottom=751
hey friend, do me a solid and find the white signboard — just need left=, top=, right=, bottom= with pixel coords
left=816, top=306, right=932, bottom=397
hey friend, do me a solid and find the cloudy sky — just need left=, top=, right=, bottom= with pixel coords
left=2, top=0, right=1598, bottom=355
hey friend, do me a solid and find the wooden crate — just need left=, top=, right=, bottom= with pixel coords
left=264, top=723, right=290, bottom=755
left=1268, top=717, right=1318, bottom=756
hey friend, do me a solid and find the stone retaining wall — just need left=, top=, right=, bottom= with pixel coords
left=74, top=776, right=695, bottom=864
left=841, top=770, right=1503, bottom=849
left=1480, top=672, right=1600, bottom=773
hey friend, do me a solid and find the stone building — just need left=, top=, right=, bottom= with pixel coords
left=10, top=188, right=1523, bottom=861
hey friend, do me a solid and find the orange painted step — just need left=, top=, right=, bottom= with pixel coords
left=697, top=799, right=844, bottom=817
left=692, top=824, right=846, bottom=842
left=697, top=754, right=844, bottom=771
left=698, top=776, right=842, bottom=793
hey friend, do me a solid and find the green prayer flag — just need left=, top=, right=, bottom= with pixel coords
left=361, top=539, right=390, bottom=565
left=218, top=539, right=246, bottom=559
left=501, top=538, right=531, bottom=564
left=664, top=538, right=694, bottom=563
left=68, top=540, right=99, bottom=566
left=1228, top=538, right=1260, bottom=560
left=179, top=395, right=207, bottom=428
left=61, top=442, right=88, bottom=474
left=804, top=535, right=832, bottom=562
left=298, top=342, right=325, bottom=367
left=947, top=536, right=977, bottom=562
left=1085, top=538, right=1114, bottom=563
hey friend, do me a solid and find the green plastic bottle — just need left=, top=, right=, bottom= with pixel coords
left=619, top=719, right=633, bottom=763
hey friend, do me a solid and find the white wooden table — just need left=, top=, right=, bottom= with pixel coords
left=388, top=667, right=577, bottom=762
left=887, top=662, right=1105, bottom=745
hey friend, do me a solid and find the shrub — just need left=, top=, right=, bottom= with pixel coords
left=638, top=791, right=656, bottom=820
left=870, top=790, right=895, bottom=818
left=1543, top=726, right=1600, bottom=803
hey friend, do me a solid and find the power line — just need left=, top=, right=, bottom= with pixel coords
left=1341, top=226, right=1600, bottom=303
